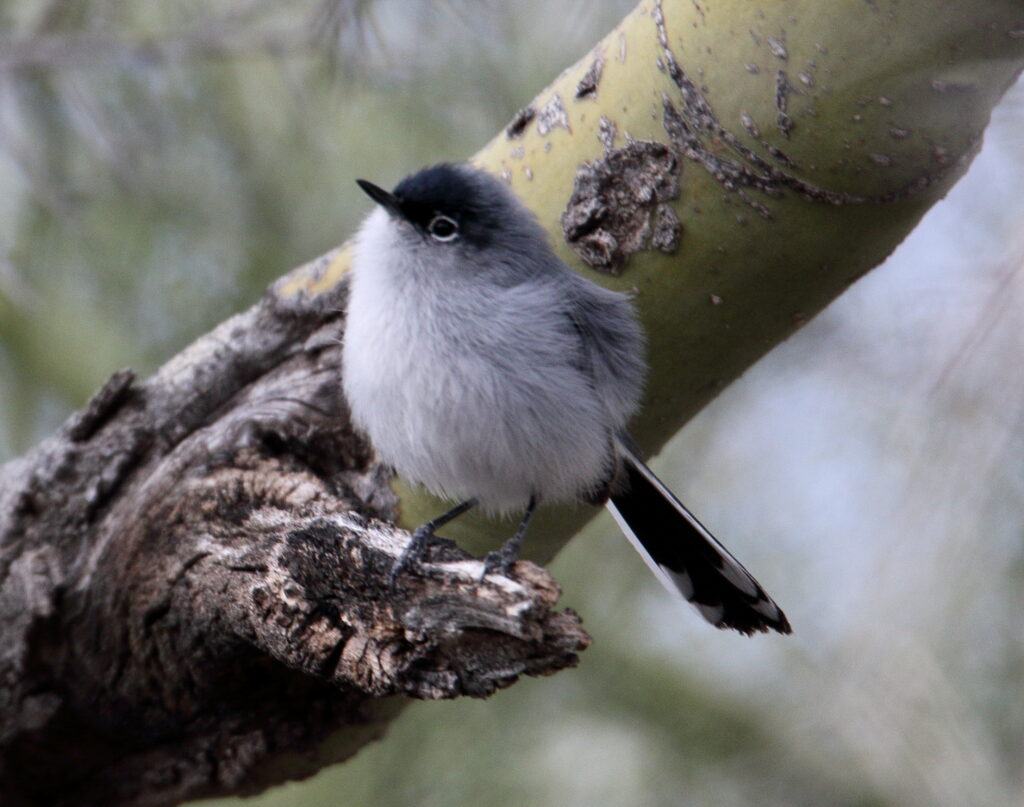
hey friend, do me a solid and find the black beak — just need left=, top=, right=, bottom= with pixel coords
left=356, top=179, right=401, bottom=216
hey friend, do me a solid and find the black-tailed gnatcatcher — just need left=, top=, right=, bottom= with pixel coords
left=343, top=163, right=790, bottom=635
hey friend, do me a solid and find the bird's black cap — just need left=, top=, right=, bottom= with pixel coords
left=356, top=164, right=508, bottom=246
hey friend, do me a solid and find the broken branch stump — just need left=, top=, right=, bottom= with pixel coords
left=0, top=267, right=589, bottom=807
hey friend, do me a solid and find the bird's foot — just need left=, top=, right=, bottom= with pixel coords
left=480, top=495, right=536, bottom=581
left=389, top=499, right=480, bottom=587
left=480, top=536, right=522, bottom=581
left=388, top=525, right=434, bottom=587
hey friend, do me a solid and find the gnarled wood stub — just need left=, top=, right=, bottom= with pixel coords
left=0, top=264, right=589, bottom=807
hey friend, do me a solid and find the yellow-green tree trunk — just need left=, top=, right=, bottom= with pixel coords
left=284, top=0, right=1024, bottom=557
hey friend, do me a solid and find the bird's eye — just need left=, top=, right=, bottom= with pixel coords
left=427, top=215, right=459, bottom=242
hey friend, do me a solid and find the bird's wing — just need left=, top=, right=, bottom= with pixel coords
left=562, top=277, right=646, bottom=427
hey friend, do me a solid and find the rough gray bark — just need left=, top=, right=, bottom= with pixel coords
left=0, top=256, right=589, bottom=807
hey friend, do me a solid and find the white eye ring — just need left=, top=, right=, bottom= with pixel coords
left=427, top=214, right=459, bottom=242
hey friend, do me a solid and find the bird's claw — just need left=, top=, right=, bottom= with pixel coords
left=388, top=525, right=434, bottom=587
left=480, top=538, right=521, bottom=581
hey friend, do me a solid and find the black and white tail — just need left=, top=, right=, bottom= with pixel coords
left=606, top=447, right=791, bottom=635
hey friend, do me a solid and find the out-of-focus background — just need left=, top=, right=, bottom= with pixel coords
left=2, top=2, right=1022, bottom=805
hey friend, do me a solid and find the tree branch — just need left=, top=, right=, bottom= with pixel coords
left=0, top=271, right=587, bottom=806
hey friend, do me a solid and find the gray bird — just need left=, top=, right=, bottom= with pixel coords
left=343, top=162, right=790, bottom=635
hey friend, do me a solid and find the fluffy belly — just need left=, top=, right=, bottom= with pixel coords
left=343, top=318, right=610, bottom=511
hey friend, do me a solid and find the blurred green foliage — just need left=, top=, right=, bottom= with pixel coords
left=2, top=3, right=1023, bottom=806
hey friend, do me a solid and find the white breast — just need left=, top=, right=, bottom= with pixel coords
left=341, top=208, right=612, bottom=512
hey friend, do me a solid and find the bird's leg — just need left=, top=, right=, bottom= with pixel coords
left=482, top=494, right=538, bottom=579
left=389, top=498, right=478, bottom=585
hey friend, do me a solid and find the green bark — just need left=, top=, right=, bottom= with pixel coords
left=283, top=0, right=1024, bottom=559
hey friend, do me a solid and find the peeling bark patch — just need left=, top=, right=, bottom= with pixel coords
left=741, top=112, right=760, bottom=139
left=662, top=93, right=841, bottom=211
left=598, top=116, right=617, bottom=150
left=575, top=57, right=605, bottom=99
left=767, top=35, right=788, bottom=59
left=651, top=205, right=682, bottom=253
left=662, top=94, right=771, bottom=201
left=775, top=70, right=795, bottom=137
left=536, top=93, right=570, bottom=136
left=766, top=144, right=795, bottom=168
left=561, top=140, right=681, bottom=274
left=651, top=0, right=956, bottom=209
left=505, top=106, right=535, bottom=139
